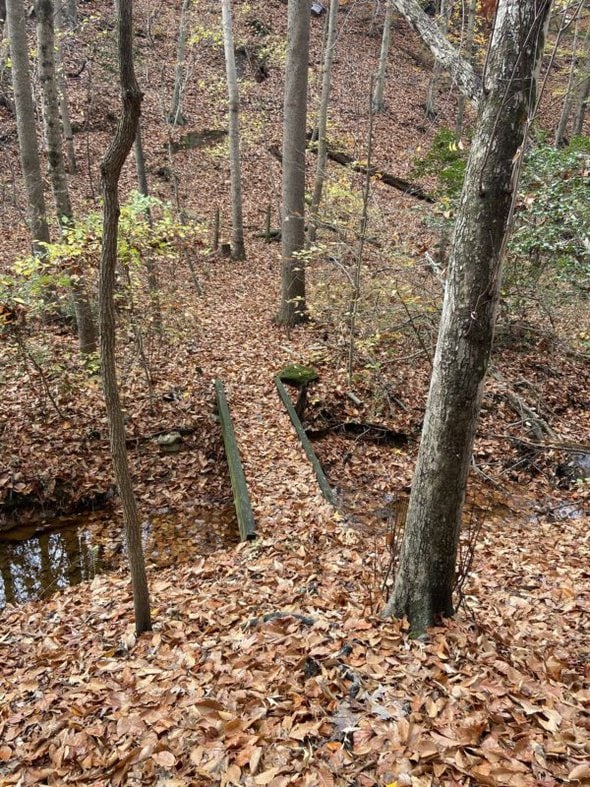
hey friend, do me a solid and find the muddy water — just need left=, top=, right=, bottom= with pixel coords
left=0, top=504, right=238, bottom=609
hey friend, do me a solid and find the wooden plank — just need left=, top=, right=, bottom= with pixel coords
left=214, top=380, right=256, bottom=541
left=274, top=377, right=335, bottom=505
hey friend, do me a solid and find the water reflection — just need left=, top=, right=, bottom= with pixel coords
left=0, top=524, right=102, bottom=608
left=0, top=503, right=239, bottom=609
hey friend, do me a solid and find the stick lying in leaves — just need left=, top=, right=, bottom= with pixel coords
left=215, top=380, right=256, bottom=541
left=268, top=143, right=434, bottom=203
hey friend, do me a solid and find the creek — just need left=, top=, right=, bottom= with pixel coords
left=0, top=504, right=238, bottom=609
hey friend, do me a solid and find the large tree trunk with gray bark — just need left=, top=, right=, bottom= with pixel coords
left=383, top=0, right=552, bottom=634
left=277, top=0, right=310, bottom=326
left=99, top=0, right=152, bottom=635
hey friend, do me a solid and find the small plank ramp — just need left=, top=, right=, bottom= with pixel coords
left=275, top=377, right=335, bottom=505
left=215, top=379, right=256, bottom=541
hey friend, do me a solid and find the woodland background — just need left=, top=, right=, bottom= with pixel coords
left=0, top=0, right=589, bottom=783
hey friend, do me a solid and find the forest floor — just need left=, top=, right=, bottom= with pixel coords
left=1, top=0, right=589, bottom=784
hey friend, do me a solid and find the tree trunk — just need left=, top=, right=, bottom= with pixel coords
left=54, top=0, right=77, bottom=173
left=372, top=0, right=393, bottom=112
left=572, top=24, right=590, bottom=137
left=391, top=0, right=481, bottom=104
left=36, top=0, right=97, bottom=355
left=5, top=0, right=50, bottom=256
left=308, top=0, right=338, bottom=243
left=99, top=0, right=151, bottom=635
left=455, top=0, right=477, bottom=137
left=383, top=0, right=552, bottom=634
left=221, top=0, right=245, bottom=260
left=277, top=0, right=310, bottom=326
left=169, top=0, right=191, bottom=125
left=424, top=0, right=454, bottom=120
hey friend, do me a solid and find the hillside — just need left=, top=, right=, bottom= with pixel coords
left=0, top=0, right=589, bottom=784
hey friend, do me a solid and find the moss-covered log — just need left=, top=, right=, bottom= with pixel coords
left=275, top=377, right=335, bottom=505
left=215, top=380, right=256, bottom=541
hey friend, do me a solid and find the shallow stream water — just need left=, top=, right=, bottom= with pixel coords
left=0, top=504, right=238, bottom=608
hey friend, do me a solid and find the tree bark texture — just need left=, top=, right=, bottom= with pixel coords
left=221, top=0, right=245, bottom=260
left=277, top=0, right=310, bottom=326
left=372, top=0, right=393, bottom=112
left=6, top=0, right=50, bottom=255
left=308, top=0, right=338, bottom=242
left=384, top=0, right=552, bottom=633
left=99, top=0, right=151, bottom=634
left=391, top=0, right=481, bottom=105
left=36, top=0, right=97, bottom=355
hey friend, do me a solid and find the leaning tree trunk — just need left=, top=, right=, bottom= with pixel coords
left=392, top=0, right=481, bottom=104
left=5, top=0, right=50, bottom=256
left=100, top=0, right=151, bottom=635
left=277, top=0, right=311, bottom=326
left=384, top=0, right=552, bottom=634
left=221, top=0, right=245, bottom=260
left=169, top=0, right=191, bottom=124
left=36, top=0, right=97, bottom=355
left=308, top=0, right=339, bottom=244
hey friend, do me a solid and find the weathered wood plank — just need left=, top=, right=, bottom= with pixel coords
left=275, top=377, right=335, bottom=505
left=214, top=380, right=256, bottom=541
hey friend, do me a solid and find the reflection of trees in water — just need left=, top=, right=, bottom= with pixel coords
left=0, top=526, right=99, bottom=608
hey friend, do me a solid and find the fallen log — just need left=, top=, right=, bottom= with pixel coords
left=307, top=420, right=409, bottom=445
left=268, top=143, right=434, bottom=202
left=275, top=377, right=335, bottom=505
left=214, top=380, right=256, bottom=541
